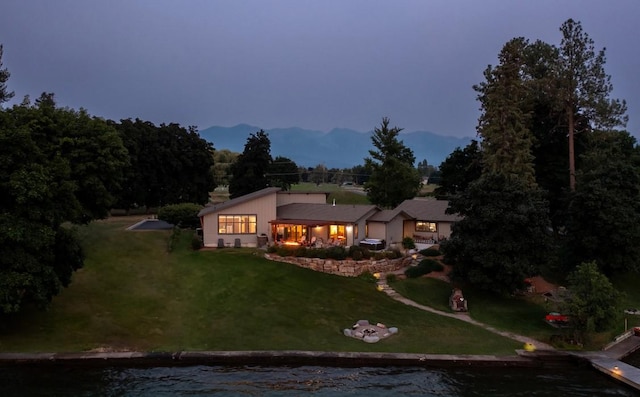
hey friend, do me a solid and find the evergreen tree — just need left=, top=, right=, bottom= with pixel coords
left=229, top=130, right=272, bottom=198
left=563, top=131, right=640, bottom=275
left=474, top=37, right=536, bottom=186
left=0, top=45, right=13, bottom=104
left=557, top=19, right=628, bottom=190
left=443, top=173, right=552, bottom=293
left=364, top=118, right=421, bottom=208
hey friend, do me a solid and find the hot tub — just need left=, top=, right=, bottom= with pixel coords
left=359, top=238, right=385, bottom=250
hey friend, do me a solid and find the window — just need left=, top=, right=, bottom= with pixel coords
left=416, top=221, right=437, bottom=233
left=218, top=215, right=257, bottom=234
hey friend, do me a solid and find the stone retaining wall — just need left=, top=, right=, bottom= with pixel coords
left=263, top=253, right=413, bottom=277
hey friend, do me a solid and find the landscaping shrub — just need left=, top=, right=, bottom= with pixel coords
left=276, top=245, right=296, bottom=257
left=267, top=245, right=278, bottom=254
left=385, top=249, right=403, bottom=259
left=404, top=258, right=444, bottom=278
left=420, top=247, right=442, bottom=257
left=386, top=273, right=397, bottom=283
left=374, top=252, right=386, bottom=260
left=191, top=235, right=202, bottom=250
left=402, top=237, right=416, bottom=250
left=293, top=246, right=308, bottom=257
left=158, top=203, right=203, bottom=229
left=167, top=226, right=182, bottom=252
left=358, top=271, right=377, bottom=283
left=326, top=245, right=347, bottom=260
left=348, top=245, right=371, bottom=260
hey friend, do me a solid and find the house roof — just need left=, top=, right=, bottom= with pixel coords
left=197, top=187, right=281, bottom=217
left=275, top=203, right=378, bottom=224
left=367, top=209, right=412, bottom=223
left=394, top=199, right=461, bottom=222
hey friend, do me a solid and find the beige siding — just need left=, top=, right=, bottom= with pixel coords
left=437, top=222, right=453, bottom=239
left=201, top=193, right=277, bottom=248
left=367, top=222, right=386, bottom=240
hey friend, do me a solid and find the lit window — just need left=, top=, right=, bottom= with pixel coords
left=416, top=221, right=437, bottom=233
left=218, top=215, right=257, bottom=234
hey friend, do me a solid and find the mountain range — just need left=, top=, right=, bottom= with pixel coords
left=199, top=124, right=474, bottom=169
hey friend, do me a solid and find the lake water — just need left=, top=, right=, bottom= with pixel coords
left=1, top=364, right=638, bottom=396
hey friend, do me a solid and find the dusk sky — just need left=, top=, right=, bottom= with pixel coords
left=1, top=0, right=639, bottom=138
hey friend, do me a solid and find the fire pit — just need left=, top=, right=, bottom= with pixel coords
left=343, top=319, right=398, bottom=343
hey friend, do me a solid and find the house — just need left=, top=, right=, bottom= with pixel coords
left=366, top=199, right=461, bottom=248
left=197, top=187, right=459, bottom=248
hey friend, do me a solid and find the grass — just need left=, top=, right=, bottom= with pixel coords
left=390, top=278, right=560, bottom=344
left=0, top=217, right=521, bottom=354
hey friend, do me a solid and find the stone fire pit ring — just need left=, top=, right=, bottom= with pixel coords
left=343, top=319, right=398, bottom=343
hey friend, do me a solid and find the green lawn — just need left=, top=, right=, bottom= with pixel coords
left=390, top=276, right=562, bottom=345
left=0, top=217, right=521, bottom=354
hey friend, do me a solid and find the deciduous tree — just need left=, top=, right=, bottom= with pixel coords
left=229, top=130, right=272, bottom=198
left=563, top=261, right=620, bottom=338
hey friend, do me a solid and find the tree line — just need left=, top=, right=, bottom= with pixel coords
left=0, top=45, right=216, bottom=314
left=436, top=19, right=636, bottom=339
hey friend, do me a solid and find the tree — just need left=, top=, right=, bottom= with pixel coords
left=229, top=130, right=272, bottom=199
left=443, top=173, right=552, bottom=293
left=0, top=94, right=128, bottom=314
left=268, top=156, right=299, bottom=190
left=563, top=261, right=620, bottom=338
left=557, top=19, right=628, bottom=190
left=212, top=149, right=238, bottom=187
left=473, top=37, right=536, bottom=187
left=112, top=119, right=215, bottom=210
left=364, top=118, right=421, bottom=208
left=434, top=140, right=482, bottom=199
left=563, top=131, right=640, bottom=275
left=0, top=44, right=14, bottom=104
left=310, top=164, right=328, bottom=186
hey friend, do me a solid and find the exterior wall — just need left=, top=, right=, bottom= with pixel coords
left=385, top=216, right=405, bottom=248
left=201, top=193, right=278, bottom=248
left=276, top=192, right=327, bottom=206
left=366, top=222, right=386, bottom=241
left=264, top=253, right=414, bottom=277
left=437, top=222, right=453, bottom=240
left=404, top=220, right=454, bottom=243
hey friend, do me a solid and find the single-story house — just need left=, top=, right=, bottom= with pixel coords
left=197, top=187, right=460, bottom=248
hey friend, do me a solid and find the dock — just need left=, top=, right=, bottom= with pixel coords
left=573, top=332, right=640, bottom=392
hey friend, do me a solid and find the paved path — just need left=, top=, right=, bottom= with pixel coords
left=375, top=273, right=555, bottom=350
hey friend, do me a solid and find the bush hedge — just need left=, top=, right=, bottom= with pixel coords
left=158, top=203, right=203, bottom=229
left=420, top=247, right=442, bottom=257
left=404, top=258, right=444, bottom=278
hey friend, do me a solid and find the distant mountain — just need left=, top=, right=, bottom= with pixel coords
left=199, top=124, right=474, bottom=169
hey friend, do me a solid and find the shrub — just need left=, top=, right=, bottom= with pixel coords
left=402, top=237, right=416, bottom=249
left=358, top=271, right=377, bottom=283
left=326, top=245, right=347, bottom=260
left=385, top=249, right=402, bottom=259
left=158, top=203, right=203, bottom=229
left=191, top=235, right=202, bottom=250
left=167, top=226, right=182, bottom=252
left=276, top=246, right=296, bottom=257
left=420, top=247, right=442, bottom=257
left=267, top=245, right=278, bottom=254
left=404, top=258, right=444, bottom=278
left=348, top=245, right=370, bottom=260
left=386, top=273, right=397, bottom=283
left=374, top=252, right=386, bottom=260
left=293, top=246, right=308, bottom=257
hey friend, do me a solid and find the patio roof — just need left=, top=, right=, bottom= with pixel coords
left=275, top=203, right=379, bottom=224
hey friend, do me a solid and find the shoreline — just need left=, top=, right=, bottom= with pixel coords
left=0, top=349, right=577, bottom=369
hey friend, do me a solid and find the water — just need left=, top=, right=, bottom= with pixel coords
left=1, top=365, right=637, bottom=396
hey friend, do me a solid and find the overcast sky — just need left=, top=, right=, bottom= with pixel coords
left=1, top=0, right=639, bottom=138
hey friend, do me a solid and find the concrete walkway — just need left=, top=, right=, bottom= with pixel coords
left=375, top=272, right=555, bottom=350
